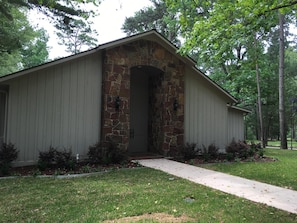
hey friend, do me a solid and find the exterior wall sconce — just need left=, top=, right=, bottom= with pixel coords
left=173, top=98, right=178, bottom=111
left=115, top=96, right=120, bottom=111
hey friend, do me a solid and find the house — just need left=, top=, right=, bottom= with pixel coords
left=0, top=30, right=249, bottom=166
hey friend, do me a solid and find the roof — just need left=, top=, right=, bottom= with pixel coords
left=0, top=29, right=237, bottom=103
left=228, top=105, right=251, bottom=114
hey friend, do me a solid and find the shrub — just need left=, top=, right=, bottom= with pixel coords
left=181, top=143, right=197, bottom=160
left=88, top=142, right=104, bottom=164
left=226, top=139, right=251, bottom=159
left=201, top=143, right=220, bottom=161
left=38, top=147, right=56, bottom=170
left=38, top=147, right=75, bottom=171
left=250, top=142, right=264, bottom=157
left=226, top=140, right=263, bottom=160
left=88, top=141, right=128, bottom=165
left=207, top=143, right=220, bottom=159
left=0, top=143, right=18, bottom=175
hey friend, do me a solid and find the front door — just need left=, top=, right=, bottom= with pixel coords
left=129, top=72, right=149, bottom=153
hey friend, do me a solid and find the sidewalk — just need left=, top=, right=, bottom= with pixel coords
left=136, top=158, right=297, bottom=214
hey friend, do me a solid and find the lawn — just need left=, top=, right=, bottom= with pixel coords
left=198, top=148, right=297, bottom=190
left=267, top=140, right=297, bottom=149
left=0, top=168, right=296, bottom=222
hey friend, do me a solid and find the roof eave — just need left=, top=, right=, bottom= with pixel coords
left=228, top=105, right=251, bottom=114
left=0, top=47, right=100, bottom=83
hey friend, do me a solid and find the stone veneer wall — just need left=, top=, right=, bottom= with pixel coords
left=102, top=40, right=184, bottom=154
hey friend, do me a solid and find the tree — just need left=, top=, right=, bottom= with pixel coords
left=122, top=0, right=180, bottom=46
left=166, top=0, right=297, bottom=143
left=0, top=0, right=101, bottom=76
left=0, top=8, right=48, bottom=76
left=279, top=12, right=287, bottom=149
left=21, top=28, right=49, bottom=69
left=56, top=19, right=98, bottom=54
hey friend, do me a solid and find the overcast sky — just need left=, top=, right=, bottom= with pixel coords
left=29, top=0, right=152, bottom=59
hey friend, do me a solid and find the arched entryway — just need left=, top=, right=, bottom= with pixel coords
left=101, top=39, right=185, bottom=155
left=129, top=66, right=164, bottom=153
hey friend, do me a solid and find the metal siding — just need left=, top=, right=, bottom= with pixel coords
left=228, top=109, right=244, bottom=142
left=185, top=68, right=228, bottom=151
left=4, top=53, right=102, bottom=165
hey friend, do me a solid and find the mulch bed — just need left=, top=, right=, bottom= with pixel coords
left=1, top=161, right=141, bottom=177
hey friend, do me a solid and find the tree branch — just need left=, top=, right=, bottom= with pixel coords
left=261, top=1, right=297, bottom=15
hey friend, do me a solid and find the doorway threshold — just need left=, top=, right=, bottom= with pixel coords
left=128, top=152, right=163, bottom=160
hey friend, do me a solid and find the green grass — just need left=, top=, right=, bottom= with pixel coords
left=267, top=140, right=297, bottom=148
left=0, top=168, right=296, bottom=222
left=199, top=148, right=297, bottom=190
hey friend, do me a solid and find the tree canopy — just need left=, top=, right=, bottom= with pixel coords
left=122, top=0, right=180, bottom=46
left=0, top=0, right=101, bottom=76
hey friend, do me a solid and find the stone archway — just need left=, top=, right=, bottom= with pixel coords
left=102, top=40, right=185, bottom=155
left=129, top=65, right=164, bottom=154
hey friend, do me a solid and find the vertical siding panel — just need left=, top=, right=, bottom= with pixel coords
left=83, top=55, right=100, bottom=154
left=4, top=53, right=102, bottom=165
left=185, top=68, right=232, bottom=151
left=36, top=71, right=46, bottom=153
left=76, top=58, right=86, bottom=154
left=18, top=77, right=29, bottom=161
left=69, top=61, right=78, bottom=151
left=60, top=64, right=71, bottom=148
left=45, top=69, right=55, bottom=148
left=6, top=81, right=20, bottom=157
left=26, top=74, right=38, bottom=161
left=53, top=66, right=63, bottom=147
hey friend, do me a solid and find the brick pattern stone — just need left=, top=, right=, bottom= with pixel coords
left=102, top=40, right=184, bottom=154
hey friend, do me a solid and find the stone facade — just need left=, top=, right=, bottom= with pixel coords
left=102, top=40, right=185, bottom=155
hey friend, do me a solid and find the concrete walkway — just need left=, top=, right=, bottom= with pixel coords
left=136, top=158, right=297, bottom=214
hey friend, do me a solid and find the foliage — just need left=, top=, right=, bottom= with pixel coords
left=0, top=143, right=18, bottom=175
left=0, top=8, right=40, bottom=76
left=20, top=28, right=49, bottom=69
left=56, top=19, right=98, bottom=54
left=0, top=0, right=100, bottom=76
left=122, top=0, right=181, bottom=46
left=165, top=0, right=297, bottom=142
left=38, top=147, right=75, bottom=171
left=88, top=141, right=128, bottom=165
left=226, top=139, right=263, bottom=160
left=180, top=143, right=197, bottom=160
left=202, top=143, right=220, bottom=161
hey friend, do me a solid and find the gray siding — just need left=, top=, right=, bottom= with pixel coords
left=184, top=67, right=230, bottom=151
left=228, top=108, right=245, bottom=142
left=3, top=53, right=102, bottom=165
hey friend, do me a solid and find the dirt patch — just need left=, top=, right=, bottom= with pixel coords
left=103, top=213, right=194, bottom=223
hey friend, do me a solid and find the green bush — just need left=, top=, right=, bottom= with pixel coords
left=181, top=143, right=197, bottom=160
left=226, top=139, right=263, bottom=160
left=0, top=143, right=18, bottom=175
left=88, top=141, right=128, bottom=165
left=38, top=147, right=75, bottom=171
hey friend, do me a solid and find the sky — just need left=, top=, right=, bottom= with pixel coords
left=29, top=0, right=152, bottom=59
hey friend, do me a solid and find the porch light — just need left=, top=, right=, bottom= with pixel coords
left=115, top=96, right=121, bottom=111
left=173, top=98, right=178, bottom=111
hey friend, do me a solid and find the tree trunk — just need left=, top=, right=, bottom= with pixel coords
left=254, top=33, right=265, bottom=148
left=279, top=12, right=287, bottom=149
